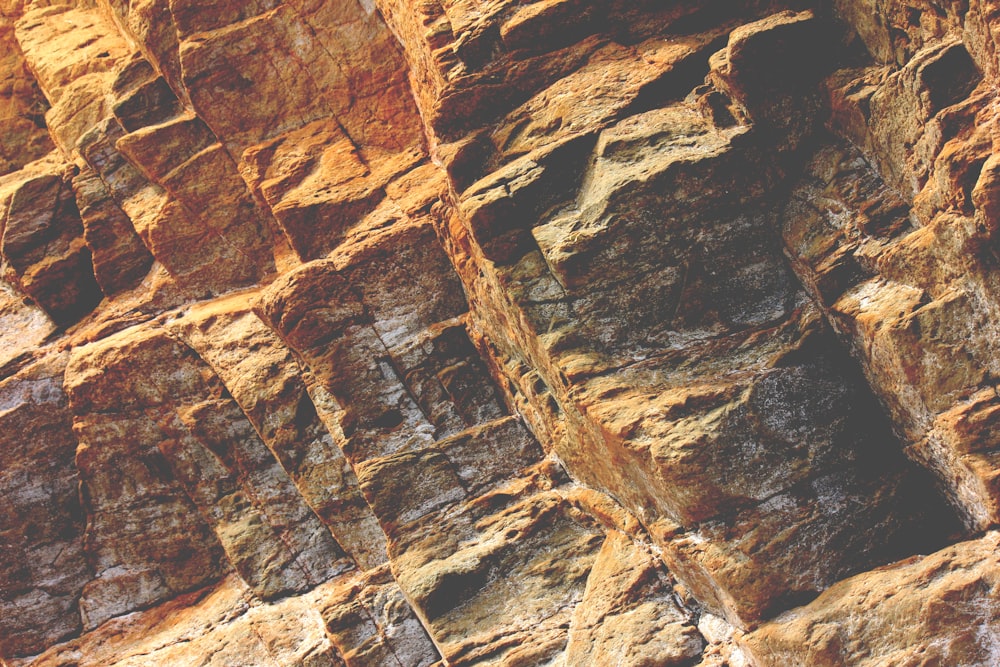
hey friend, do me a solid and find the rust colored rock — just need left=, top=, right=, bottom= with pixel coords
left=0, top=158, right=102, bottom=326
left=71, top=166, right=153, bottom=295
left=5, top=0, right=1000, bottom=664
left=0, top=22, right=53, bottom=175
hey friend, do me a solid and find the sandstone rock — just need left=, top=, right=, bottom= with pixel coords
left=14, top=4, right=130, bottom=153
left=560, top=531, right=704, bottom=666
left=0, top=353, right=88, bottom=659
left=0, top=21, right=53, bottom=175
left=255, top=169, right=705, bottom=664
left=5, top=0, right=1000, bottom=664
left=67, top=322, right=353, bottom=606
left=166, top=295, right=388, bottom=570
left=0, top=157, right=102, bottom=325
left=71, top=166, right=152, bottom=295
left=19, top=575, right=349, bottom=667
left=781, top=138, right=1000, bottom=529
left=239, top=118, right=425, bottom=261
left=65, top=326, right=232, bottom=626
left=0, top=276, right=54, bottom=373
left=423, top=29, right=958, bottom=629
left=320, top=565, right=440, bottom=667
left=743, top=532, right=1000, bottom=666
left=708, top=10, right=837, bottom=152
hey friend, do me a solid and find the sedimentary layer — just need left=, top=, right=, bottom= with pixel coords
left=2, top=1, right=1000, bottom=665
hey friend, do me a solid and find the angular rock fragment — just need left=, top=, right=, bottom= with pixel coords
left=167, top=295, right=388, bottom=570
left=71, top=165, right=152, bottom=295
left=24, top=575, right=350, bottom=667
left=0, top=21, right=53, bottom=175
left=0, top=158, right=102, bottom=325
left=743, top=532, right=1000, bottom=666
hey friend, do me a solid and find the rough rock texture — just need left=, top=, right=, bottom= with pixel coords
left=2, top=0, right=1000, bottom=666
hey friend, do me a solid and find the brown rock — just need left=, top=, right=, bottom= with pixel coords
left=65, top=326, right=231, bottom=626
left=67, top=322, right=352, bottom=605
left=22, top=575, right=350, bottom=667
left=13, top=4, right=130, bottom=153
left=0, top=157, right=102, bottom=325
left=562, top=531, right=703, bottom=666
left=426, top=45, right=957, bottom=631
left=0, top=353, right=88, bottom=659
left=6, top=1, right=1000, bottom=665
left=781, top=137, right=1000, bottom=530
left=743, top=532, right=1000, bottom=666
left=0, top=276, right=54, bottom=373
left=166, top=295, right=388, bottom=570
left=0, top=22, right=53, bottom=175
left=708, top=10, right=838, bottom=152
left=320, top=565, right=441, bottom=667
left=71, top=166, right=153, bottom=295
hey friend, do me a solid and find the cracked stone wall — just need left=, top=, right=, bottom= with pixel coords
left=1, top=1, right=1000, bottom=666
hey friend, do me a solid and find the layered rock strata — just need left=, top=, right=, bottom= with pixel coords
left=2, top=0, right=1000, bottom=666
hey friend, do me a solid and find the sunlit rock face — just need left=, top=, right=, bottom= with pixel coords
left=1, top=1, right=999, bottom=665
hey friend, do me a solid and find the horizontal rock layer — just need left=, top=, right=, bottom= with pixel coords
left=1, top=0, right=999, bottom=666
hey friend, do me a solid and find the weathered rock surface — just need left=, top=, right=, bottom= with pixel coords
left=3, top=0, right=1000, bottom=665
left=743, top=532, right=1000, bottom=666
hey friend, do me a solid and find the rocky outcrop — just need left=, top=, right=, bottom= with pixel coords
left=3, top=1, right=1000, bottom=666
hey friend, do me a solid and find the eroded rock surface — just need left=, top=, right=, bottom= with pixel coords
left=2, top=0, right=1000, bottom=665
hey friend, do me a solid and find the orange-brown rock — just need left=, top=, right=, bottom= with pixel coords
left=742, top=532, right=1000, bottom=666
left=0, top=155, right=102, bottom=325
left=4, top=0, right=1000, bottom=665
left=0, top=18, right=52, bottom=174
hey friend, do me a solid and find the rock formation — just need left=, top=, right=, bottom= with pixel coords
left=1, top=0, right=1000, bottom=665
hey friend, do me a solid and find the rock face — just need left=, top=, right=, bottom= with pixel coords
left=2, top=0, right=1000, bottom=665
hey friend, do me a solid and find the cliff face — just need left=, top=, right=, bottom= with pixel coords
left=2, top=1, right=1000, bottom=665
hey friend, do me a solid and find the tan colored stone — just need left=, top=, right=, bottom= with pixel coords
left=65, top=327, right=230, bottom=625
left=22, top=575, right=349, bottom=667
left=14, top=4, right=130, bottom=152
left=69, top=322, right=353, bottom=604
left=0, top=23, right=53, bottom=175
left=743, top=533, right=1000, bottom=666
left=320, top=566, right=440, bottom=667
left=166, top=295, right=388, bottom=570
left=0, top=276, right=54, bottom=372
left=561, top=531, right=703, bottom=666
left=7, top=1, right=1000, bottom=664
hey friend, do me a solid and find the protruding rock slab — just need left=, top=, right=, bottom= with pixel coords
left=562, top=531, right=704, bottom=666
left=167, top=294, right=388, bottom=571
left=742, top=532, right=1000, bottom=666
left=320, top=565, right=442, bottom=667
left=17, top=575, right=350, bottom=667
left=0, top=22, right=54, bottom=175
left=0, top=158, right=102, bottom=326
